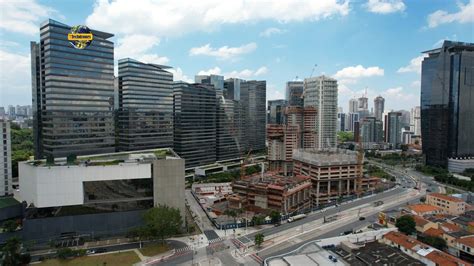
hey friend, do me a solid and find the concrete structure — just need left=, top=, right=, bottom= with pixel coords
left=382, top=231, right=470, bottom=266
left=303, top=76, right=338, bottom=149
left=374, top=96, right=385, bottom=121
left=216, top=96, right=241, bottom=161
left=359, top=117, right=384, bottom=147
left=286, top=81, right=304, bottom=107
left=267, top=99, right=287, bottom=125
left=228, top=174, right=311, bottom=214
left=336, top=112, right=346, bottom=132
left=426, top=193, right=466, bottom=216
left=292, top=149, right=362, bottom=206
left=448, top=157, right=474, bottom=173
left=117, top=58, right=174, bottom=151
left=421, top=41, right=474, bottom=167
left=456, top=236, right=474, bottom=263
left=348, top=98, right=358, bottom=113
left=385, top=112, right=402, bottom=149
left=241, top=80, right=266, bottom=151
left=347, top=112, right=359, bottom=132
left=411, top=106, right=421, bottom=136
left=19, top=148, right=185, bottom=219
left=0, top=120, right=12, bottom=196
left=31, top=19, right=115, bottom=158
left=173, top=82, right=217, bottom=168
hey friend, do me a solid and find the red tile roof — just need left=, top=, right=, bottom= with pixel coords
left=424, top=228, right=444, bottom=237
left=457, top=236, right=474, bottom=249
left=440, top=222, right=461, bottom=232
left=428, top=193, right=464, bottom=203
left=408, top=204, right=441, bottom=214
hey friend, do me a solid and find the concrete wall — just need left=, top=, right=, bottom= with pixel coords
left=153, top=158, right=185, bottom=220
left=19, top=162, right=151, bottom=208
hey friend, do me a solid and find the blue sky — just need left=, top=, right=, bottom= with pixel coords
left=0, top=0, right=473, bottom=112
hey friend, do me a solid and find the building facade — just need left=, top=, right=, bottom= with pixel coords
left=303, top=76, right=338, bottom=149
left=173, top=83, right=217, bottom=168
left=117, top=58, right=174, bottom=151
left=426, top=193, right=466, bottom=216
left=267, top=99, right=287, bottom=125
left=241, top=80, right=266, bottom=151
left=421, top=41, right=474, bottom=167
left=411, top=106, right=421, bottom=136
left=31, top=19, right=115, bottom=159
left=216, top=97, right=241, bottom=161
left=286, top=81, right=304, bottom=107
left=0, top=120, right=12, bottom=196
left=385, top=112, right=402, bottom=149
left=374, top=96, right=385, bottom=121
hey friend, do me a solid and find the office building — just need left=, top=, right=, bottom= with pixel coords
left=0, top=107, right=5, bottom=119
left=358, top=96, right=368, bottom=110
left=241, top=80, right=266, bottom=151
left=117, top=58, right=174, bottom=151
left=0, top=120, right=12, bottom=196
left=347, top=112, right=359, bottom=132
left=216, top=97, right=241, bottom=161
left=349, top=98, right=358, bottom=113
left=195, top=74, right=224, bottom=97
left=397, top=109, right=411, bottom=128
left=7, top=105, right=15, bottom=119
left=286, top=81, right=304, bottom=107
left=224, top=78, right=241, bottom=101
left=31, top=19, right=115, bottom=159
left=267, top=99, right=287, bottom=124
left=337, top=112, right=346, bottom=132
left=173, top=82, right=217, bottom=168
left=293, top=149, right=362, bottom=206
left=421, top=41, right=474, bottom=167
left=374, top=96, right=385, bottom=121
left=411, top=106, right=421, bottom=136
left=304, top=76, right=338, bottom=149
left=19, top=148, right=185, bottom=238
left=360, top=117, right=384, bottom=148
left=385, top=112, right=402, bottom=149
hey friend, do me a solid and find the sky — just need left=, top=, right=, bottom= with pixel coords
left=0, top=0, right=473, bottom=112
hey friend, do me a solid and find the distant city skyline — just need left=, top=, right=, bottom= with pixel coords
left=1, top=0, right=473, bottom=111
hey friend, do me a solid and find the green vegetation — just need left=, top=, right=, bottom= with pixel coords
left=198, top=164, right=262, bottom=183
left=366, top=165, right=395, bottom=181
left=254, top=233, right=264, bottom=248
left=252, top=215, right=265, bottom=225
left=270, top=211, right=281, bottom=223
left=416, top=165, right=473, bottom=191
left=39, top=251, right=140, bottom=265
left=57, top=248, right=86, bottom=259
left=88, top=159, right=124, bottom=166
left=2, top=219, right=18, bottom=232
left=2, top=237, right=30, bottom=266
left=140, top=205, right=183, bottom=243
left=337, top=131, right=354, bottom=143
left=11, top=123, right=33, bottom=177
left=418, top=235, right=447, bottom=250
left=139, top=243, right=170, bottom=257
left=415, top=165, right=449, bottom=176
left=0, top=197, right=20, bottom=209
left=396, top=215, right=416, bottom=235
left=367, top=151, right=422, bottom=166
left=462, top=168, right=474, bottom=179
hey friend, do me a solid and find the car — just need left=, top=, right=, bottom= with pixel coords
left=359, top=217, right=366, bottom=221
left=86, top=249, right=96, bottom=255
left=95, top=248, right=106, bottom=253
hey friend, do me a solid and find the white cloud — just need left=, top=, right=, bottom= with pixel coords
left=260, top=27, right=285, bottom=37
left=189, top=43, right=257, bottom=60
left=0, top=49, right=31, bottom=105
left=382, top=86, right=419, bottom=110
left=365, top=0, right=406, bottom=14
left=411, top=80, right=421, bottom=88
left=267, top=84, right=284, bottom=101
left=115, top=34, right=169, bottom=64
left=0, top=0, right=60, bottom=35
left=427, top=0, right=474, bottom=28
left=197, top=66, right=268, bottom=79
left=86, top=0, right=349, bottom=37
left=334, top=65, right=384, bottom=79
left=169, top=67, right=193, bottom=83
left=397, top=55, right=425, bottom=74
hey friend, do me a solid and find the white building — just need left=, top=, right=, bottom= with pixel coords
left=348, top=98, right=358, bottom=113
left=411, top=106, right=421, bottom=136
left=304, top=76, right=338, bottom=149
left=19, top=148, right=185, bottom=218
left=0, top=120, right=13, bottom=196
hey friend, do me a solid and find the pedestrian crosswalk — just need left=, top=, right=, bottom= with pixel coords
left=208, top=237, right=225, bottom=244
left=174, top=246, right=192, bottom=255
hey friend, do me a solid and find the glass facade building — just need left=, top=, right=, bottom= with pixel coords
left=421, top=41, right=474, bottom=167
left=216, top=98, right=241, bottom=160
left=117, top=58, right=173, bottom=151
left=31, top=19, right=115, bottom=158
left=286, top=81, right=304, bottom=107
left=267, top=99, right=287, bottom=125
left=173, top=83, right=217, bottom=168
left=241, top=80, right=267, bottom=151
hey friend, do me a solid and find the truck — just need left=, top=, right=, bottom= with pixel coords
left=287, top=214, right=306, bottom=223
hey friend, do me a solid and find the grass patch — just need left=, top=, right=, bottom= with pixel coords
left=139, top=243, right=170, bottom=257
left=0, top=197, right=20, bottom=208
left=39, top=251, right=140, bottom=266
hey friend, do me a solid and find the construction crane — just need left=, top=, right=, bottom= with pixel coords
left=301, top=64, right=317, bottom=99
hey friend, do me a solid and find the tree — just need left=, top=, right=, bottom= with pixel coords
left=142, top=205, right=182, bottom=243
left=420, top=236, right=447, bottom=250
left=396, top=215, right=416, bottom=235
left=270, top=211, right=281, bottom=223
left=224, top=209, right=238, bottom=223
left=254, top=233, right=264, bottom=248
left=401, top=144, right=409, bottom=152
left=337, top=131, right=354, bottom=143
left=3, top=220, right=18, bottom=232
left=2, top=237, right=21, bottom=266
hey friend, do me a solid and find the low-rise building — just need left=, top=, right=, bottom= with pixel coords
left=456, top=236, right=474, bottom=263
left=406, top=204, right=443, bottom=216
left=227, top=173, right=311, bottom=214
left=426, top=193, right=466, bottom=216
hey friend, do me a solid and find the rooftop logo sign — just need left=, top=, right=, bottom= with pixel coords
left=68, top=25, right=93, bottom=49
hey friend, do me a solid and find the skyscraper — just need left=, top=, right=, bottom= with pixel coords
left=374, top=96, right=385, bottom=121
left=216, top=97, right=241, bottom=161
left=358, top=95, right=370, bottom=120
left=337, top=112, right=346, bottom=132
left=286, top=81, right=304, bottom=107
left=267, top=99, right=287, bottom=124
left=421, top=41, right=474, bottom=167
left=195, top=74, right=224, bottom=97
left=241, top=80, right=266, bottom=151
left=224, top=78, right=241, bottom=101
left=360, top=117, right=383, bottom=145
left=31, top=19, right=115, bottom=158
left=304, top=76, right=338, bottom=149
left=117, top=58, right=174, bottom=151
left=0, top=120, right=12, bottom=196
left=411, top=106, right=421, bottom=136
left=173, top=83, right=216, bottom=168
left=348, top=98, right=358, bottom=113
left=385, top=112, right=402, bottom=149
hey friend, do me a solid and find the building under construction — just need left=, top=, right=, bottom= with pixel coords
left=292, top=148, right=363, bottom=206
left=267, top=106, right=317, bottom=175
left=227, top=173, right=311, bottom=214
